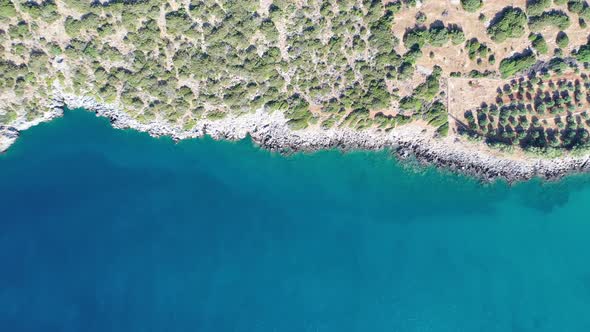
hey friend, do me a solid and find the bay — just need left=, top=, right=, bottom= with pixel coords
left=1, top=109, right=590, bottom=331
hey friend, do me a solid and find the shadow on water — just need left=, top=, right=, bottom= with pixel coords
left=268, top=145, right=513, bottom=222
left=512, top=173, right=590, bottom=214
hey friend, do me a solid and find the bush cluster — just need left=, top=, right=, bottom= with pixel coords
left=487, top=7, right=527, bottom=42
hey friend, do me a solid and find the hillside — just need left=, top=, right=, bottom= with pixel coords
left=3, top=0, right=590, bottom=173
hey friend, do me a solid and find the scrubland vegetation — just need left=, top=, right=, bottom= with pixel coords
left=0, top=0, right=451, bottom=134
left=1, top=0, right=590, bottom=156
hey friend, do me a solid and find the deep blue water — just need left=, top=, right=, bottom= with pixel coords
left=2, top=110, right=590, bottom=331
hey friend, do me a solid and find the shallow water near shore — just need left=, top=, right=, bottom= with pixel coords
left=2, top=109, right=590, bottom=331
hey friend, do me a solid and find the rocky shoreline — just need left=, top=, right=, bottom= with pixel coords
left=2, top=90, right=590, bottom=183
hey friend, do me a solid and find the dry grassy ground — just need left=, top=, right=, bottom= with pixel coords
left=392, top=0, right=586, bottom=76
left=447, top=77, right=504, bottom=133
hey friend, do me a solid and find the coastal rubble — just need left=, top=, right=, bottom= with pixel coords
left=0, top=126, right=19, bottom=153
left=3, top=89, right=590, bottom=183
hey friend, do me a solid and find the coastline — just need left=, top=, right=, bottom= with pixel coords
left=2, top=88, right=590, bottom=183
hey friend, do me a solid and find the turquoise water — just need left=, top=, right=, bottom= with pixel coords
left=2, top=110, right=590, bottom=331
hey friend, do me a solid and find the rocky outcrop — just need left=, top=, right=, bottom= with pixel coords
left=0, top=105, right=62, bottom=152
left=3, top=88, right=590, bottom=183
left=394, top=136, right=590, bottom=183
left=0, top=125, right=19, bottom=153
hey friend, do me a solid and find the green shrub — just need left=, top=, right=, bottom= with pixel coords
left=320, top=116, right=339, bottom=129
left=425, top=101, right=448, bottom=130
left=567, top=0, right=590, bottom=19
left=448, top=25, right=466, bottom=45
left=8, top=21, right=31, bottom=39
left=403, top=24, right=463, bottom=48
left=0, top=0, right=16, bottom=20
left=21, top=0, right=59, bottom=22
left=465, top=38, right=488, bottom=60
left=206, top=110, right=227, bottom=120
left=487, top=7, right=527, bottom=42
left=556, top=31, right=569, bottom=48
left=528, top=10, right=571, bottom=31
left=526, top=0, right=551, bottom=16
left=64, top=16, right=82, bottom=36
left=399, top=69, right=442, bottom=114
left=399, top=96, right=423, bottom=111
left=403, top=27, right=429, bottom=48
left=530, top=34, right=548, bottom=54
left=461, top=0, right=483, bottom=12
left=499, top=51, right=537, bottom=78
left=165, top=9, right=193, bottom=34
left=574, top=43, right=590, bottom=62
left=397, top=62, right=414, bottom=80
left=436, top=122, right=449, bottom=136
left=428, top=26, right=448, bottom=47
left=413, top=69, right=442, bottom=101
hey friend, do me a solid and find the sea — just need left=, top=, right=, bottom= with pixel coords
left=1, top=109, right=590, bottom=331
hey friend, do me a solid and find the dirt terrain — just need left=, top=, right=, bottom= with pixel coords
left=447, top=77, right=504, bottom=134
left=392, top=0, right=588, bottom=77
